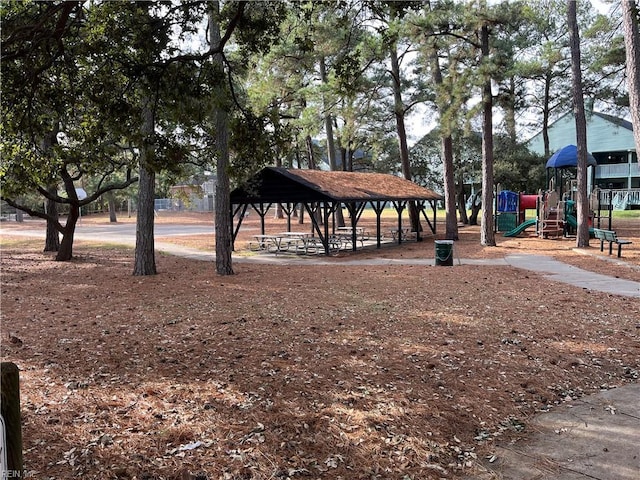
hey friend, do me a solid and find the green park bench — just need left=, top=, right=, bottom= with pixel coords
left=593, top=228, right=633, bottom=258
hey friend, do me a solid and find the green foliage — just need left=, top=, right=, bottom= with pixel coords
left=410, top=128, right=482, bottom=191
left=1, top=0, right=628, bottom=212
left=493, top=136, right=547, bottom=192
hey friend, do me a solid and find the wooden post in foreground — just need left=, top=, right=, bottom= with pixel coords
left=1, top=362, right=23, bottom=477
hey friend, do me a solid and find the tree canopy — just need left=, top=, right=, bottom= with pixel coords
left=1, top=0, right=630, bottom=266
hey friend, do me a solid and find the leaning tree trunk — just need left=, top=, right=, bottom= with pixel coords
left=568, top=0, right=590, bottom=247
left=456, top=177, right=469, bottom=225
left=56, top=203, right=79, bottom=261
left=133, top=104, right=157, bottom=276
left=44, top=192, right=60, bottom=252
left=480, top=24, right=496, bottom=247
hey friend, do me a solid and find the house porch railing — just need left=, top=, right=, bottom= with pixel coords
left=597, top=188, right=640, bottom=210
left=595, top=163, right=640, bottom=178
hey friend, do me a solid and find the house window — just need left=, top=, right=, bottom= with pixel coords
left=603, top=152, right=627, bottom=164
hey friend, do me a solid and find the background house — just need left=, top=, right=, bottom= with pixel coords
left=527, top=111, right=639, bottom=209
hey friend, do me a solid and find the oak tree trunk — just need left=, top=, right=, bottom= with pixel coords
left=42, top=128, right=61, bottom=252
left=56, top=203, right=79, bottom=261
left=107, top=191, right=118, bottom=222
left=44, top=192, right=60, bottom=252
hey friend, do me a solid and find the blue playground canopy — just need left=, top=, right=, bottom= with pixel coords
left=545, top=144, right=597, bottom=168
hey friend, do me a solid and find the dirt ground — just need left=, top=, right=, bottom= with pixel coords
left=1, top=212, right=639, bottom=480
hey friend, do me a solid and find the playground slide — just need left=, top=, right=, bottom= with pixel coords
left=565, top=214, right=595, bottom=236
left=503, top=218, right=537, bottom=237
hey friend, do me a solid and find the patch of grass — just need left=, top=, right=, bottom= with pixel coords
left=613, top=209, right=640, bottom=219
left=0, top=236, right=42, bottom=249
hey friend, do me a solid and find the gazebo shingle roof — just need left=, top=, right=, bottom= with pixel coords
left=230, top=167, right=443, bottom=204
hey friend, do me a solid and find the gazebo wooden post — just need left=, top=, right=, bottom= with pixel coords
left=418, top=200, right=438, bottom=235
left=346, top=202, right=358, bottom=251
left=415, top=201, right=424, bottom=242
left=251, top=202, right=272, bottom=235
left=231, top=203, right=249, bottom=250
left=393, top=200, right=406, bottom=244
left=323, top=202, right=331, bottom=255
left=372, top=200, right=386, bottom=248
left=279, top=202, right=294, bottom=232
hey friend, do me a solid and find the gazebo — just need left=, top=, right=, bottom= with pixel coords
left=229, top=167, right=444, bottom=255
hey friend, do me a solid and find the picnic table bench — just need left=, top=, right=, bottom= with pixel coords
left=334, top=227, right=367, bottom=249
left=593, top=228, right=632, bottom=258
left=389, top=228, right=417, bottom=241
left=249, top=232, right=328, bottom=255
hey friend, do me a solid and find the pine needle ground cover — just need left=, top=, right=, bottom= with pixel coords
left=1, top=214, right=638, bottom=479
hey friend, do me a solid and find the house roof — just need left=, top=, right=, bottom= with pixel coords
left=230, top=167, right=443, bottom=204
left=527, top=110, right=635, bottom=155
left=592, top=111, right=633, bottom=131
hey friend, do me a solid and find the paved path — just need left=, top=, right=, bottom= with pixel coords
left=469, top=384, right=640, bottom=480
left=503, top=254, right=640, bottom=298
left=3, top=224, right=638, bottom=298
left=147, top=244, right=640, bottom=298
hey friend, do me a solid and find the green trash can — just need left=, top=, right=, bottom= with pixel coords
left=435, top=240, right=454, bottom=266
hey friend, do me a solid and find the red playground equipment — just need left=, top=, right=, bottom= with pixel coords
left=496, top=191, right=538, bottom=237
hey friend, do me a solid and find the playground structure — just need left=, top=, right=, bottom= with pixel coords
left=497, top=145, right=614, bottom=239
left=497, top=187, right=614, bottom=238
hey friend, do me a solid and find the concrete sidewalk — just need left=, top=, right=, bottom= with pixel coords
left=151, top=243, right=640, bottom=298
left=504, top=254, right=640, bottom=298
left=471, top=384, right=640, bottom=480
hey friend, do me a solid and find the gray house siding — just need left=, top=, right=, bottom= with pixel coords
left=527, top=112, right=639, bottom=202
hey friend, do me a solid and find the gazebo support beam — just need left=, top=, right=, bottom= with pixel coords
left=231, top=203, right=249, bottom=250
left=371, top=200, right=387, bottom=248
left=251, top=202, right=273, bottom=235
left=393, top=200, right=407, bottom=244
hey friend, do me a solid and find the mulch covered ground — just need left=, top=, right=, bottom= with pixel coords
left=1, top=212, right=639, bottom=479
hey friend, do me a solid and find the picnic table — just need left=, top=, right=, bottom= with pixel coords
left=334, top=226, right=367, bottom=248
left=279, top=232, right=315, bottom=254
left=249, top=232, right=317, bottom=254
left=249, top=234, right=284, bottom=253
left=389, top=228, right=415, bottom=241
